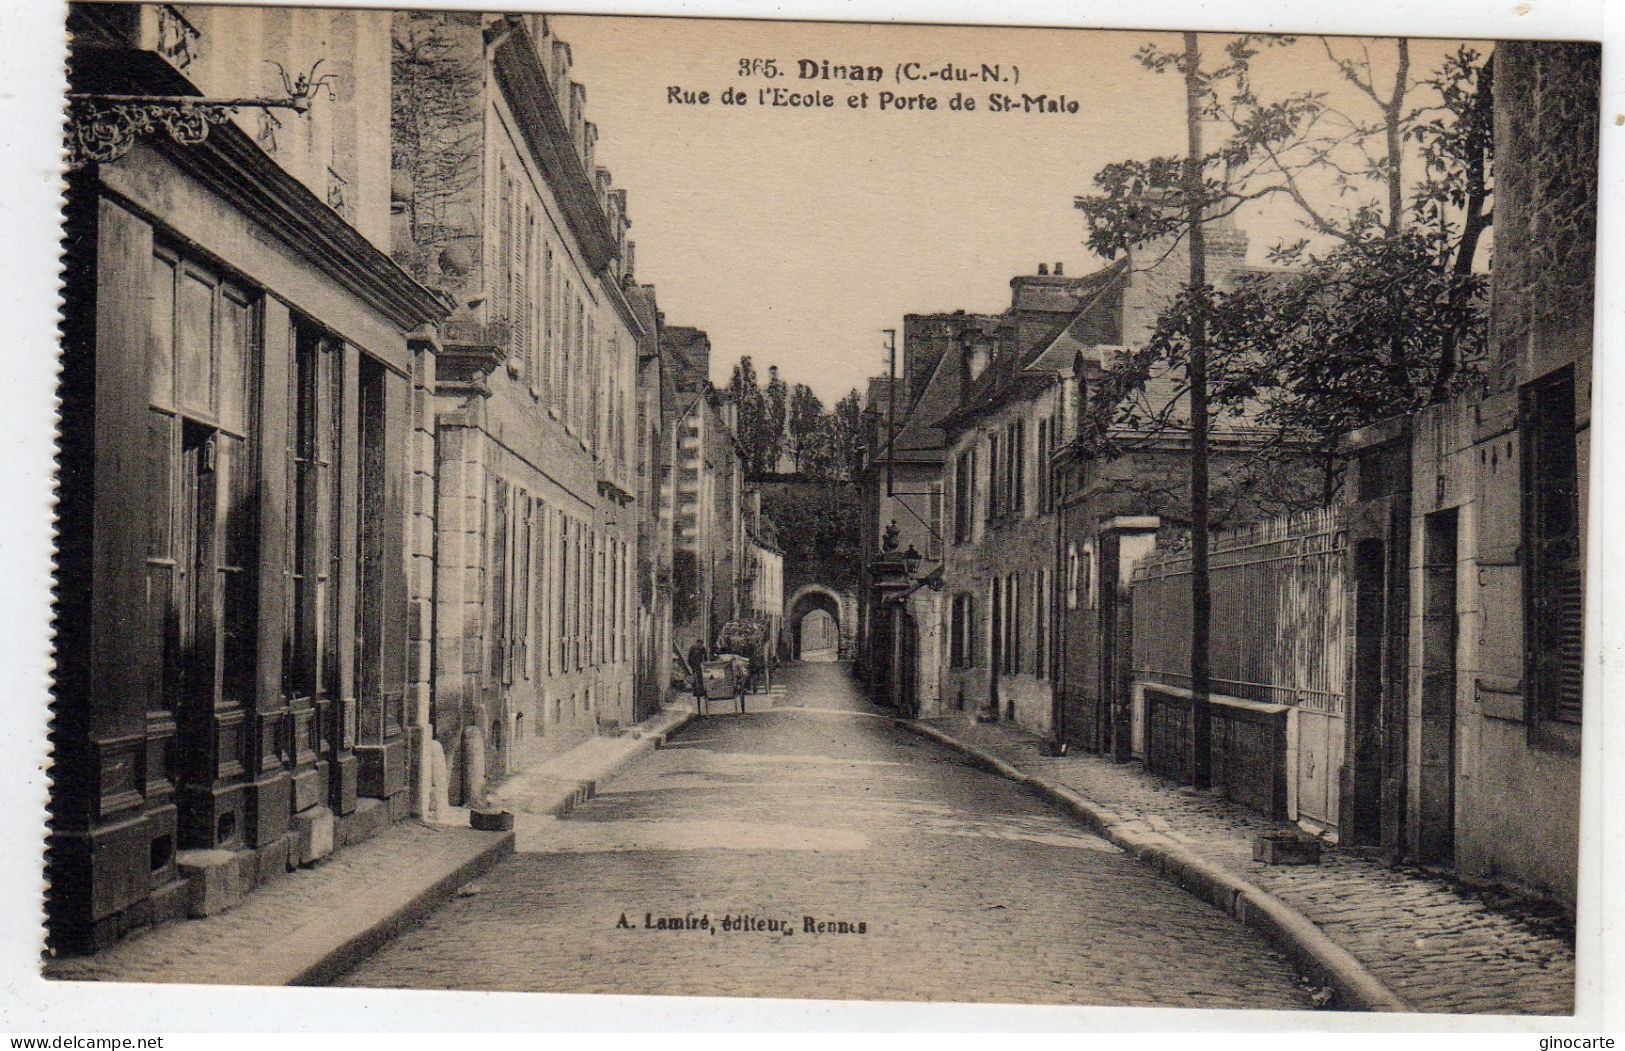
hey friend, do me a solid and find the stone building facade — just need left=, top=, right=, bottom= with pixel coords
left=389, top=12, right=644, bottom=805
left=663, top=326, right=747, bottom=656
left=744, top=496, right=786, bottom=664
left=1340, top=41, right=1597, bottom=906
left=52, top=3, right=450, bottom=950
left=856, top=314, right=983, bottom=715
left=629, top=280, right=677, bottom=719
left=1050, top=219, right=1319, bottom=755
left=937, top=267, right=1092, bottom=735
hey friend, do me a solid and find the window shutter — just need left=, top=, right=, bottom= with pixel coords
left=497, top=166, right=512, bottom=322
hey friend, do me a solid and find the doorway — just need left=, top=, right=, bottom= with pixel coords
left=897, top=610, right=919, bottom=716
left=800, top=608, right=838, bottom=661
left=1417, top=509, right=1459, bottom=866
left=1349, top=538, right=1387, bottom=847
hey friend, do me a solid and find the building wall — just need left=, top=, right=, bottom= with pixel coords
left=632, top=292, right=675, bottom=718
left=52, top=4, right=446, bottom=951
left=393, top=11, right=642, bottom=804
left=1401, top=396, right=1578, bottom=902
left=672, top=394, right=744, bottom=653
left=167, top=4, right=394, bottom=249
left=1336, top=41, right=1596, bottom=906
left=1488, top=42, right=1600, bottom=397
left=941, top=382, right=1065, bottom=735
left=1375, top=41, right=1597, bottom=906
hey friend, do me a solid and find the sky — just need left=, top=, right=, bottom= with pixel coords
left=552, top=17, right=1482, bottom=404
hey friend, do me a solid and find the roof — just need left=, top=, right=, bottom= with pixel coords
left=1025, top=258, right=1130, bottom=372
left=662, top=325, right=712, bottom=391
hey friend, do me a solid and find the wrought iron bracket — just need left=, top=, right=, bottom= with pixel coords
left=66, top=61, right=337, bottom=168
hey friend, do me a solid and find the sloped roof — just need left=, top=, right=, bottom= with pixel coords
left=1025, top=258, right=1130, bottom=372
left=662, top=325, right=711, bottom=391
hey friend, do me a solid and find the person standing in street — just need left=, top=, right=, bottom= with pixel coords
left=687, top=638, right=708, bottom=700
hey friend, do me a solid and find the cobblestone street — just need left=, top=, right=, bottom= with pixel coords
left=339, top=664, right=1314, bottom=1009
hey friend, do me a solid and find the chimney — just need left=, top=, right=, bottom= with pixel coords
left=1054, top=262, right=1063, bottom=276
left=1037, top=263, right=1049, bottom=276
left=624, top=240, right=636, bottom=282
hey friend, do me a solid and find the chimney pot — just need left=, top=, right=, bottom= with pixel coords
left=1037, top=263, right=1049, bottom=276
left=1054, top=262, right=1063, bottom=276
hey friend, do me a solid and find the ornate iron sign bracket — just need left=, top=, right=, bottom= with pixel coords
left=66, top=61, right=337, bottom=168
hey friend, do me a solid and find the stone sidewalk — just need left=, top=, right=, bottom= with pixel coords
left=43, top=702, right=698, bottom=987
left=909, top=715, right=1576, bottom=1016
left=484, top=702, right=696, bottom=820
left=43, top=821, right=512, bottom=986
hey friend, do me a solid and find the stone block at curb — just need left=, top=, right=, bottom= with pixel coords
left=177, top=848, right=245, bottom=918
left=295, top=806, right=336, bottom=865
left=1161, top=852, right=1251, bottom=915
left=470, top=808, right=514, bottom=831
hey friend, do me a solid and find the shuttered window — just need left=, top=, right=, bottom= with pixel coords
left=1524, top=367, right=1584, bottom=725
left=953, top=451, right=971, bottom=544
left=927, top=482, right=943, bottom=559
left=986, top=434, right=1000, bottom=520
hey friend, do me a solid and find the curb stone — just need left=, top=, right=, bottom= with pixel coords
left=290, top=830, right=515, bottom=986
left=306, top=707, right=699, bottom=980
left=898, top=719, right=1414, bottom=1014
left=495, top=705, right=697, bottom=818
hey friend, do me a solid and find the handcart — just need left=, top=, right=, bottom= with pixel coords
left=698, top=657, right=746, bottom=716
left=716, top=618, right=773, bottom=693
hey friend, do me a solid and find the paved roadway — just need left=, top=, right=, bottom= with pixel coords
left=339, top=663, right=1315, bottom=1009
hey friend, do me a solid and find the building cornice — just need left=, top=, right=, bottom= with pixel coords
left=489, top=16, right=619, bottom=275
left=603, top=275, right=649, bottom=341
left=72, top=41, right=453, bottom=332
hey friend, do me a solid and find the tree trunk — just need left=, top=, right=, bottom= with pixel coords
left=1184, top=31, right=1213, bottom=790
left=1430, top=54, right=1494, bottom=404
left=1384, top=40, right=1412, bottom=395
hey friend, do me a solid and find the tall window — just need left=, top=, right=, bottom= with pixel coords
left=557, top=514, right=570, bottom=672
left=1011, top=573, right=1022, bottom=673
left=148, top=247, right=260, bottom=721
left=986, top=433, right=1000, bottom=520
left=950, top=593, right=976, bottom=668
left=286, top=322, right=339, bottom=707
left=1525, top=367, right=1583, bottom=726
left=1036, top=417, right=1049, bottom=513
left=1010, top=418, right=1026, bottom=517
left=543, top=245, right=555, bottom=409
left=490, top=479, right=510, bottom=684
left=497, top=165, right=515, bottom=364
left=541, top=512, right=551, bottom=679
left=953, top=450, right=972, bottom=544
left=587, top=316, right=599, bottom=453
left=574, top=298, right=586, bottom=436
left=516, top=493, right=532, bottom=680
left=519, top=204, right=534, bottom=385
left=1034, top=569, right=1047, bottom=680
left=927, top=481, right=943, bottom=559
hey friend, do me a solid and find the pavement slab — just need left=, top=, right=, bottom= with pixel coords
left=340, top=663, right=1318, bottom=1011
left=918, top=713, right=1576, bottom=1016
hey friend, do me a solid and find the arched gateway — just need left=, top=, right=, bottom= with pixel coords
left=786, top=584, right=846, bottom=661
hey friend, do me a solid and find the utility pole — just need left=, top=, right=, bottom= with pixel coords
left=884, top=328, right=897, bottom=498
left=1183, top=31, right=1213, bottom=790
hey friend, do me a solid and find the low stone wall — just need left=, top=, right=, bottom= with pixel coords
left=1142, top=683, right=1289, bottom=820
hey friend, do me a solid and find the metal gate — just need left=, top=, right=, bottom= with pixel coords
left=1132, top=507, right=1346, bottom=834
